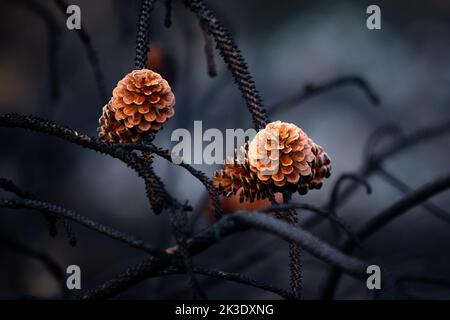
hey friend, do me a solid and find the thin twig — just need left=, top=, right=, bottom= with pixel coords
left=200, top=21, right=217, bottom=77
left=0, top=198, right=165, bottom=257
left=164, top=0, right=173, bottom=28
left=159, top=266, right=296, bottom=299
left=0, top=177, right=67, bottom=242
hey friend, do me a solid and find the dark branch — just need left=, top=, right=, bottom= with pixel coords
left=0, top=113, right=177, bottom=215
left=217, top=212, right=368, bottom=277
left=268, top=75, right=380, bottom=115
left=81, top=208, right=369, bottom=299
left=168, top=205, right=205, bottom=299
left=134, top=0, right=156, bottom=69
left=164, top=0, right=173, bottom=28
left=328, top=173, right=372, bottom=212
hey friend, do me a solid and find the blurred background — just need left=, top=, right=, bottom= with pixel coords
left=0, top=0, right=449, bottom=299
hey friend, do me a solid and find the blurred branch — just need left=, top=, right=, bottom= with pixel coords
left=376, top=165, right=450, bottom=225
left=327, top=173, right=372, bottom=212
left=363, top=124, right=404, bottom=161
left=217, top=212, right=368, bottom=277
left=164, top=0, right=173, bottom=28
left=13, top=0, right=61, bottom=101
left=81, top=209, right=369, bottom=299
left=268, top=75, right=380, bottom=115
left=320, top=173, right=450, bottom=299
left=331, top=120, right=450, bottom=211
left=0, top=177, right=74, bottom=244
left=183, top=0, right=269, bottom=130
left=0, top=235, right=66, bottom=296
left=200, top=21, right=217, bottom=77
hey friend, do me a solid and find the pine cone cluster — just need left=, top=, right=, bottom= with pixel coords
left=213, top=121, right=331, bottom=202
left=213, top=147, right=270, bottom=202
left=98, top=69, right=175, bottom=143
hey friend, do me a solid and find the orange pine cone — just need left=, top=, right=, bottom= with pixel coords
left=98, top=69, right=175, bottom=143
left=247, top=121, right=331, bottom=195
left=213, top=146, right=270, bottom=202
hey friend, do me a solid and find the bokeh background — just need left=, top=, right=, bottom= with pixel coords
left=0, top=0, right=450, bottom=299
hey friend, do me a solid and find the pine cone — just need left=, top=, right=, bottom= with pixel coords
left=247, top=121, right=331, bottom=195
left=213, top=147, right=270, bottom=202
left=309, top=143, right=331, bottom=190
left=98, top=69, right=175, bottom=143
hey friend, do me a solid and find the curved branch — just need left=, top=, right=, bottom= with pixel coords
left=328, top=174, right=372, bottom=212
left=268, top=75, right=380, bottom=115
